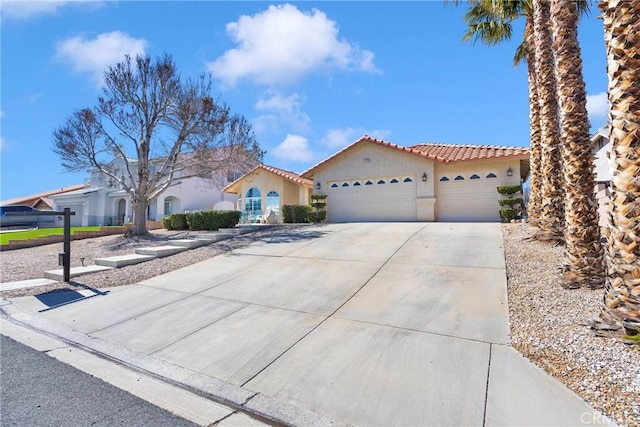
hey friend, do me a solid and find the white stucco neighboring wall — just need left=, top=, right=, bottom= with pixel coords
left=593, top=137, right=611, bottom=182
left=52, top=174, right=234, bottom=226
left=156, top=177, right=235, bottom=217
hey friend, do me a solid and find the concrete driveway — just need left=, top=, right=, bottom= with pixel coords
left=3, top=223, right=611, bottom=426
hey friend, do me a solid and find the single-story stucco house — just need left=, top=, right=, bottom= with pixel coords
left=222, top=164, right=314, bottom=223
left=225, top=136, right=530, bottom=223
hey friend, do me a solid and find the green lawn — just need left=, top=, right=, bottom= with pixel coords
left=0, top=226, right=107, bottom=245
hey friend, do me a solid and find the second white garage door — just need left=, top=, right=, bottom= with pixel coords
left=327, top=176, right=417, bottom=222
left=436, top=173, right=501, bottom=222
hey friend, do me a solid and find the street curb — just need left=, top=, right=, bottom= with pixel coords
left=0, top=301, right=350, bottom=427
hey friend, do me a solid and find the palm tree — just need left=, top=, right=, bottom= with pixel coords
left=550, top=0, right=605, bottom=289
left=597, top=0, right=640, bottom=335
left=532, top=0, right=564, bottom=241
left=463, top=0, right=544, bottom=225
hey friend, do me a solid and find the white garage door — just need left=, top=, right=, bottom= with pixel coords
left=437, top=173, right=501, bottom=222
left=327, top=176, right=417, bottom=222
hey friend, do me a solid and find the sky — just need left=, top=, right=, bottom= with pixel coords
left=0, top=1, right=609, bottom=201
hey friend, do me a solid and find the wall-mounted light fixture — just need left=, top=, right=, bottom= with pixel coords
left=422, top=172, right=428, bottom=182
left=316, top=182, right=321, bottom=190
left=506, top=167, right=513, bottom=177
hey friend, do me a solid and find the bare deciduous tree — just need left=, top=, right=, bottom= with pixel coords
left=53, top=53, right=264, bottom=236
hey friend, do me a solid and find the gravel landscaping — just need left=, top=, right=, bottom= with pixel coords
left=503, top=222, right=639, bottom=427
left=1, top=222, right=638, bottom=426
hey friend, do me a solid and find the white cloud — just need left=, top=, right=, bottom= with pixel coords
left=1, top=1, right=102, bottom=20
left=56, top=31, right=148, bottom=86
left=208, top=3, right=379, bottom=87
left=254, top=92, right=310, bottom=133
left=271, top=134, right=313, bottom=162
left=586, top=92, right=609, bottom=121
left=320, top=127, right=391, bottom=148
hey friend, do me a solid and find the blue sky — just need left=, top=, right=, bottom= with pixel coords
left=1, top=1, right=609, bottom=201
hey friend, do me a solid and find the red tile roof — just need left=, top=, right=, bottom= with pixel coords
left=258, top=164, right=313, bottom=186
left=301, top=135, right=530, bottom=178
left=0, top=184, right=85, bottom=208
left=407, top=142, right=530, bottom=162
left=222, top=164, right=313, bottom=193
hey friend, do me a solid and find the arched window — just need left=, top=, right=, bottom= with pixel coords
left=403, top=177, right=413, bottom=183
left=331, top=183, right=338, bottom=188
left=245, top=187, right=262, bottom=216
left=353, top=181, right=361, bottom=186
left=454, top=175, right=465, bottom=181
left=377, top=179, right=385, bottom=184
left=342, top=182, right=350, bottom=187
left=486, top=173, right=497, bottom=178
left=266, top=191, right=280, bottom=212
left=390, top=178, right=399, bottom=184
left=365, top=181, right=373, bottom=186
left=470, top=174, right=480, bottom=180
left=439, top=177, right=450, bottom=182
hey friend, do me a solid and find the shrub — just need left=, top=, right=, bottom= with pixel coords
left=282, top=205, right=310, bottom=223
left=183, top=210, right=242, bottom=230
left=497, top=184, right=522, bottom=195
left=500, top=208, right=520, bottom=222
left=498, top=198, right=523, bottom=208
left=308, top=211, right=327, bottom=223
left=309, top=193, right=328, bottom=223
left=169, top=213, right=188, bottom=230
left=162, top=216, right=173, bottom=230
left=186, top=211, right=205, bottom=230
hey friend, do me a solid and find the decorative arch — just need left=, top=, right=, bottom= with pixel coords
left=163, top=196, right=179, bottom=217
left=117, top=198, right=127, bottom=224
left=245, top=187, right=262, bottom=216
left=266, top=191, right=280, bottom=210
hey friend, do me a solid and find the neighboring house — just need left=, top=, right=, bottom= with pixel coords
left=0, top=184, right=85, bottom=210
left=226, top=136, right=529, bottom=223
left=222, top=164, right=314, bottom=223
left=591, top=125, right=611, bottom=227
left=51, top=157, right=242, bottom=227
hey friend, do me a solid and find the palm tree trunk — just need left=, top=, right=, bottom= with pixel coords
left=525, top=20, right=543, bottom=225
left=598, top=0, right=640, bottom=335
left=550, top=0, right=605, bottom=289
left=532, top=0, right=564, bottom=240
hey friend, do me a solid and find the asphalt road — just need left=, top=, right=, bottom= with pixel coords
left=0, top=334, right=197, bottom=427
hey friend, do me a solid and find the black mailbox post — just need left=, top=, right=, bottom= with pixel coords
left=6, top=208, right=75, bottom=282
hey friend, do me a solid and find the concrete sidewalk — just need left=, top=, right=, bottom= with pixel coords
left=1, top=223, right=614, bottom=426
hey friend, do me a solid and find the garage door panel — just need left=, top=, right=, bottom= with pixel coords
left=328, top=179, right=416, bottom=222
left=437, top=176, right=501, bottom=222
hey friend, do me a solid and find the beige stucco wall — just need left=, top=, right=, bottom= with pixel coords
left=434, top=158, right=523, bottom=186
left=434, top=158, right=524, bottom=221
left=310, top=142, right=436, bottom=221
